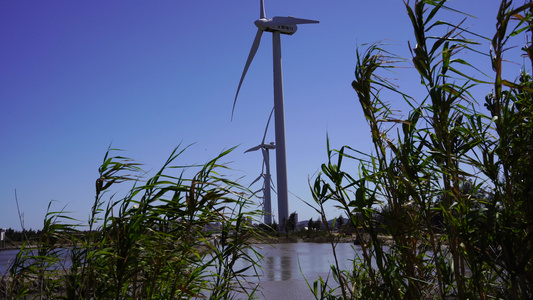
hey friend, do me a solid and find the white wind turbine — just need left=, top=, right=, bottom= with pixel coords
left=233, top=0, right=318, bottom=225
left=245, top=109, right=276, bottom=225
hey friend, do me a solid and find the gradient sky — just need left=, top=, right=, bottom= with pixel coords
left=0, top=0, right=519, bottom=230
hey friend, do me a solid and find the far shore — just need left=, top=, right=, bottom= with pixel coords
left=2, top=234, right=398, bottom=252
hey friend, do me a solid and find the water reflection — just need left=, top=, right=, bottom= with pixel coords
left=281, top=255, right=291, bottom=281
left=244, top=242, right=360, bottom=283
left=260, top=245, right=295, bottom=281
left=240, top=243, right=362, bottom=299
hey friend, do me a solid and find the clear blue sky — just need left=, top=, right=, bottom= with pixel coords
left=0, top=0, right=516, bottom=230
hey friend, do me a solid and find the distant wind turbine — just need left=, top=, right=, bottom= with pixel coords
left=245, top=108, right=276, bottom=225
left=233, top=0, right=318, bottom=225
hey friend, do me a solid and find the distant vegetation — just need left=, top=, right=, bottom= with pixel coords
left=309, top=0, right=533, bottom=299
left=2, top=228, right=41, bottom=245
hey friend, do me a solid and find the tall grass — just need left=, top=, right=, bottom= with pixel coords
left=1, top=145, right=262, bottom=299
left=310, top=0, right=533, bottom=299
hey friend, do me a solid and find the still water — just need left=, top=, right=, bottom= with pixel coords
left=0, top=249, right=19, bottom=274
left=1, top=243, right=362, bottom=299
left=0, top=248, right=72, bottom=274
left=231, top=243, right=361, bottom=299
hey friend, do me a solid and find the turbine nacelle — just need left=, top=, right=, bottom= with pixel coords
left=254, top=17, right=318, bottom=35
left=245, top=142, right=276, bottom=153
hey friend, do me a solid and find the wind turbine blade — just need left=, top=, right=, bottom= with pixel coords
left=232, top=29, right=263, bottom=120
left=270, top=16, right=319, bottom=25
left=261, top=147, right=268, bottom=171
left=265, top=163, right=274, bottom=189
left=250, top=174, right=263, bottom=187
left=261, top=154, right=266, bottom=173
left=263, top=149, right=270, bottom=172
left=260, top=0, right=266, bottom=19
left=270, top=183, right=277, bottom=194
left=245, top=145, right=262, bottom=153
left=261, top=107, right=274, bottom=144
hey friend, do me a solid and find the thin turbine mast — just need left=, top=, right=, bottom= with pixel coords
left=272, top=31, right=289, bottom=226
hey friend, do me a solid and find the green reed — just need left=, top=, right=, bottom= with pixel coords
left=310, top=1, right=533, bottom=299
left=2, top=145, right=262, bottom=299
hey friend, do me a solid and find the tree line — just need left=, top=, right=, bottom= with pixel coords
left=2, top=228, right=41, bottom=243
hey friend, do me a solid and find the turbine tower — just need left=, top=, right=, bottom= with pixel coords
left=245, top=109, right=276, bottom=225
left=233, top=0, right=318, bottom=226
